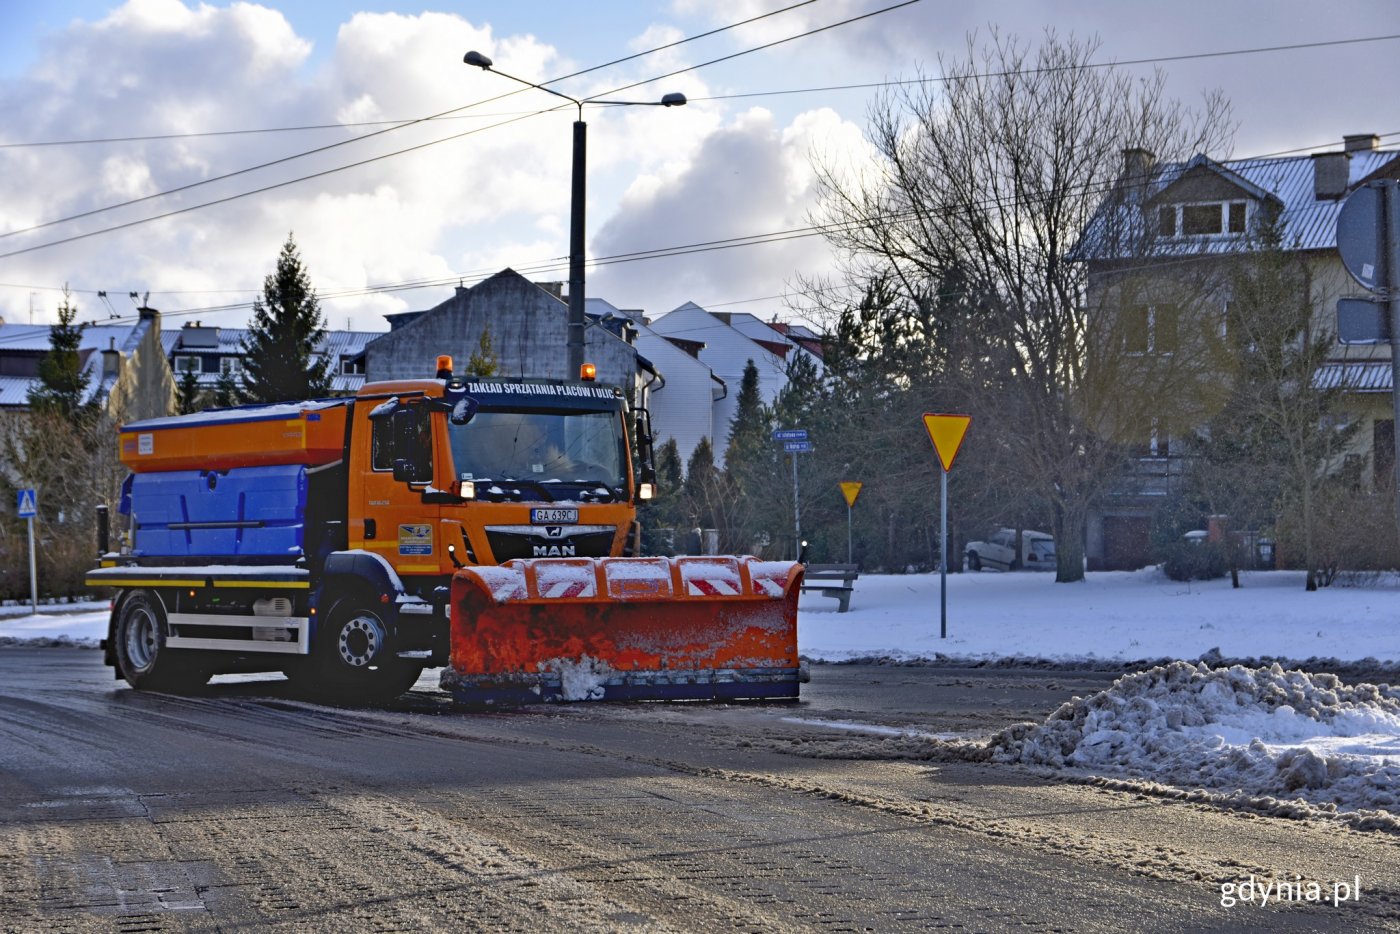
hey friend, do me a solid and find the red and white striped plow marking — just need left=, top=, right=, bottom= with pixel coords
left=459, top=556, right=802, bottom=605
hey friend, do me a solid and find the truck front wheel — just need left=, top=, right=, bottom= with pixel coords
left=310, top=602, right=423, bottom=703
left=113, top=591, right=208, bottom=693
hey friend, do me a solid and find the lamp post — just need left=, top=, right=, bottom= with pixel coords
left=464, top=51, right=685, bottom=378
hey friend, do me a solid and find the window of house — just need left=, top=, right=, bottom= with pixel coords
left=173, top=355, right=200, bottom=373
left=1181, top=204, right=1221, bottom=235
left=1127, top=417, right=1165, bottom=458
left=219, top=356, right=244, bottom=376
left=1228, top=201, right=1247, bottom=233
left=341, top=356, right=365, bottom=376
left=1124, top=305, right=1176, bottom=355
left=1158, top=207, right=1176, bottom=237
left=1154, top=304, right=1179, bottom=354
left=1376, top=419, right=1395, bottom=488
left=1124, top=306, right=1150, bottom=354
left=1158, top=201, right=1248, bottom=237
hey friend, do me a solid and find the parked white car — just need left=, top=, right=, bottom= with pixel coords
left=965, top=528, right=1055, bottom=571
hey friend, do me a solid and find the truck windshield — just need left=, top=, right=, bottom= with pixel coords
left=447, top=409, right=626, bottom=489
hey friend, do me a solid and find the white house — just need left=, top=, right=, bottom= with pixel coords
left=648, top=302, right=796, bottom=467
left=584, top=298, right=723, bottom=469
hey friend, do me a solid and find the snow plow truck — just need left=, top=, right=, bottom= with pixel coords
left=86, top=358, right=805, bottom=704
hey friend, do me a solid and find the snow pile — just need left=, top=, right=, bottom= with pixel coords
left=543, top=654, right=616, bottom=701
left=989, top=661, right=1400, bottom=812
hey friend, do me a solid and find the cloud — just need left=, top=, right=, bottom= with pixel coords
left=588, top=104, right=869, bottom=319
left=0, top=2, right=587, bottom=331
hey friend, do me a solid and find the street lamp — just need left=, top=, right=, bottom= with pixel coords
left=464, top=51, right=686, bottom=378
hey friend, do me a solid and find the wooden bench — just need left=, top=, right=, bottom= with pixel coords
left=799, top=563, right=860, bottom=612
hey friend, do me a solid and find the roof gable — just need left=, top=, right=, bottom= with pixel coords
left=1150, top=154, right=1280, bottom=207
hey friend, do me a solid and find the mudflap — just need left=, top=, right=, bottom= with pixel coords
left=441, top=556, right=805, bottom=704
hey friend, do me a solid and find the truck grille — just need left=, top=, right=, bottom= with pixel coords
left=484, top=525, right=616, bottom=561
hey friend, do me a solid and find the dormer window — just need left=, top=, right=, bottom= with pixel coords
left=1158, top=201, right=1248, bottom=237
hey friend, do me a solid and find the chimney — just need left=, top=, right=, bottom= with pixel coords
left=1344, top=133, right=1380, bottom=153
left=137, top=305, right=158, bottom=321
left=1121, top=147, right=1156, bottom=195
left=102, top=337, right=121, bottom=378
left=537, top=281, right=564, bottom=300
left=178, top=321, right=220, bottom=348
left=1312, top=150, right=1349, bottom=200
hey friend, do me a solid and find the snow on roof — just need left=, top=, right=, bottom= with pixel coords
left=0, top=321, right=145, bottom=408
left=1080, top=147, right=1400, bottom=259
left=1315, top=361, right=1392, bottom=392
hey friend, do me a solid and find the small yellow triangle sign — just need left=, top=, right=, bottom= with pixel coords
left=922, top=413, right=971, bottom=472
left=839, top=481, right=863, bottom=508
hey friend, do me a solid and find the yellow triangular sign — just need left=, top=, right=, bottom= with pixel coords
left=839, top=481, right=863, bottom=508
left=922, top=413, right=971, bottom=472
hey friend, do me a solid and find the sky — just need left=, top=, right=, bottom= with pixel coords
left=0, top=0, right=1396, bottom=336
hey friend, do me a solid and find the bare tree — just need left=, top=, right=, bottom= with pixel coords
left=1207, top=220, right=1359, bottom=589
left=810, top=29, right=1233, bottom=581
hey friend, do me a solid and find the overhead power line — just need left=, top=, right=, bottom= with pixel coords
left=6, top=30, right=1396, bottom=151
left=6, top=13, right=1390, bottom=262
left=0, top=0, right=823, bottom=244
left=30, top=126, right=1387, bottom=336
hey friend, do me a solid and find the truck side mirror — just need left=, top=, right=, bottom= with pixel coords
left=634, top=409, right=656, bottom=500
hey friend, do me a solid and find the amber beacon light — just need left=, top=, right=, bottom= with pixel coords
left=580, top=362, right=597, bottom=381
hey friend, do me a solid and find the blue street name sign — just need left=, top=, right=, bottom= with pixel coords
left=16, top=489, right=36, bottom=519
left=772, top=429, right=808, bottom=442
left=783, top=440, right=814, bottom=453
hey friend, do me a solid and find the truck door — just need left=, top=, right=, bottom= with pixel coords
left=351, top=401, right=442, bottom=576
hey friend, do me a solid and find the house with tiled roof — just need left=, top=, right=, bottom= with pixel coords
left=162, top=321, right=379, bottom=396
left=0, top=306, right=174, bottom=421
left=1078, top=133, right=1400, bottom=569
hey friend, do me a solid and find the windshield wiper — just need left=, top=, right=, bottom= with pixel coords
left=491, top=478, right=559, bottom=502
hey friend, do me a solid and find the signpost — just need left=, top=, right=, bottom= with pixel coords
left=773, top=429, right=811, bottom=559
left=839, top=481, right=863, bottom=563
left=921, top=414, right=971, bottom=638
left=1336, top=179, right=1400, bottom=538
left=16, top=489, right=37, bottom=613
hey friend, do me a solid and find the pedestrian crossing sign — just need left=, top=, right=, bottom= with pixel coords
left=16, top=489, right=36, bottom=518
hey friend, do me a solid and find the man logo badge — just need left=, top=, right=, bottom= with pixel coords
left=532, top=526, right=571, bottom=554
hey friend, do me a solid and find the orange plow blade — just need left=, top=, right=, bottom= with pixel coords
left=441, top=556, right=806, bottom=703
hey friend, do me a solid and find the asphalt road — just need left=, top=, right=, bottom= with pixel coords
left=2, top=648, right=1397, bottom=932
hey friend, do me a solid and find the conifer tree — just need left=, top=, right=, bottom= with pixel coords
left=722, top=360, right=774, bottom=550
left=241, top=234, right=333, bottom=403
left=28, top=288, right=94, bottom=419
left=210, top=369, right=243, bottom=408
left=465, top=328, right=499, bottom=377
left=175, top=366, right=203, bottom=414
left=639, top=438, right=685, bottom=554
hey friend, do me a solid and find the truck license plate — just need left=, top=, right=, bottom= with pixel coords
left=531, top=508, right=578, bottom=524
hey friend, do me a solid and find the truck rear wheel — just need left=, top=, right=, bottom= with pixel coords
left=310, top=602, right=423, bottom=704
left=113, top=591, right=209, bottom=693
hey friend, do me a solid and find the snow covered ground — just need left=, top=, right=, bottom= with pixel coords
left=797, top=567, right=1400, bottom=667
left=4, top=567, right=1399, bottom=819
